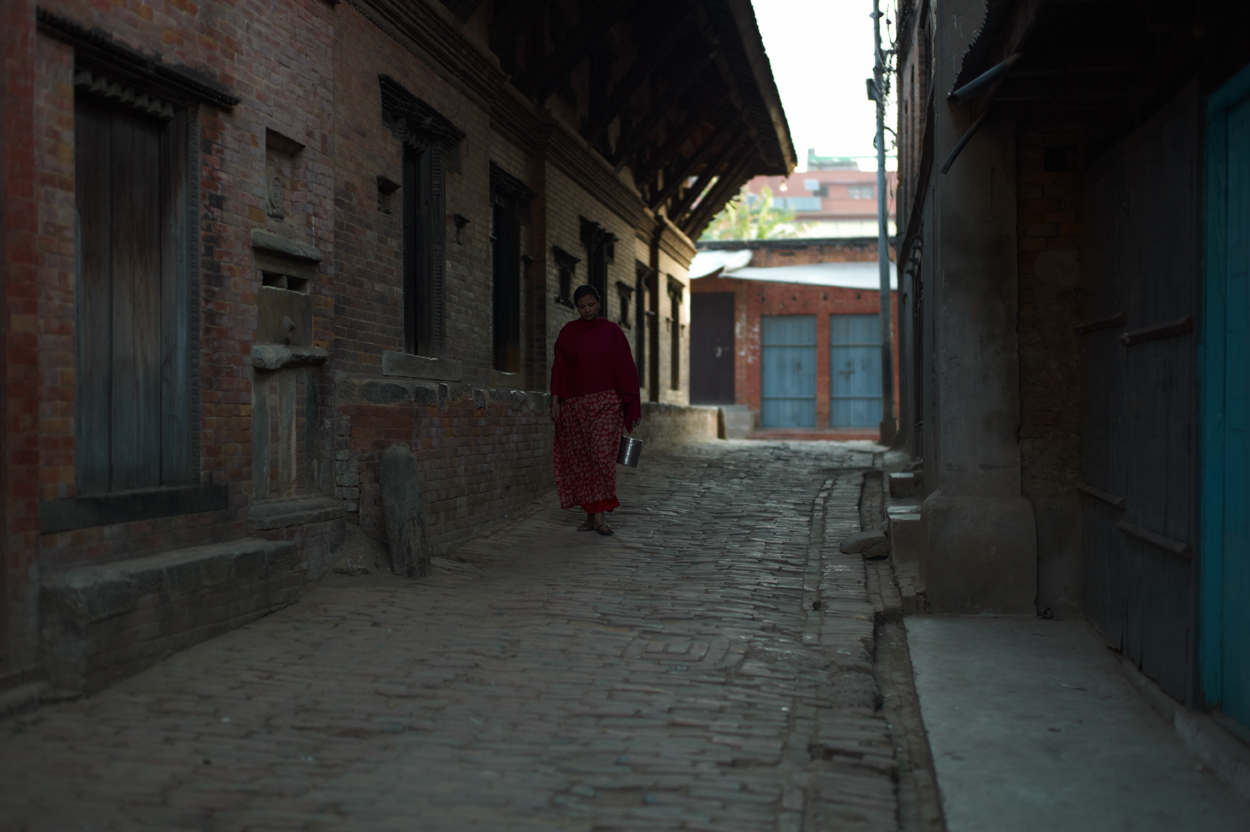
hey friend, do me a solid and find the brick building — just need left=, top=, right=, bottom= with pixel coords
left=689, top=239, right=898, bottom=437
left=744, top=165, right=899, bottom=238
left=0, top=0, right=794, bottom=695
left=892, top=0, right=1250, bottom=736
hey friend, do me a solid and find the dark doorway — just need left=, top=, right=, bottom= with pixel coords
left=690, top=292, right=735, bottom=405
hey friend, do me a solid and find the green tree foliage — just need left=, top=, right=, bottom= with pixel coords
left=700, top=185, right=807, bottom=241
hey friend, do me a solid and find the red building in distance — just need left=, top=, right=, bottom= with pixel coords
left=741, top=152, right=898, bottom=239
left=689, top=238, right=899, bottom=440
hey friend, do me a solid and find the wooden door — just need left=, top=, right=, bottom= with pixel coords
left=1220, top=92, right=1250, bottom=726
left=830, top=314, right=882, bottom=428
left=75, top=95, right=188, bottom=494
left=761, top=315, right=816, bottom=428
left=1082, top=82, right=1198, bottom=704
left=690, top=292, right=735, bottom=404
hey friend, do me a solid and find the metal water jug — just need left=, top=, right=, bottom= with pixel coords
left=617, top=435, right=643, bottom=467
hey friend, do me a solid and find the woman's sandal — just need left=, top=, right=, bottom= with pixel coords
left=577, top=520, right=596, bottom=531
left=595, top=523, right=614, bottom=536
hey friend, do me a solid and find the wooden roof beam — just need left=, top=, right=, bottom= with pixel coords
left=690, top=2, right=766, bottom=163
left=515, top=0, right=639, bottom=104
left=647, top=119, right=734, bottom=210
left=668, top=125, right=749, bottom=219
left=583, top=8, right=697, bottom=144
left=611, top=55, right=714, bottom=171
left=490, top=0, right=551, bottom=60
left=683, top=151, right=753, bottom=236
left=635, top=89, right=729, bottom=187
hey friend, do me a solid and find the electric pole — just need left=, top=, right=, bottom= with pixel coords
left=871, top=0, right=897, bottom=446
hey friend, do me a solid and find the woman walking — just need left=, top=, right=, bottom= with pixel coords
left=550, top=285, right=641, bottom=535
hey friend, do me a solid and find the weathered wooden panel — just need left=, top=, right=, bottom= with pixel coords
left=830, top=314, right=882, bottom=428
left=74, top=98, right=114, bottom=495
left=108, top=109, right=165, bottom=491
left=403, top=144, right=437, bottom=356
left=160, top=112, right=190, bottom=485
left=1081, top=80, right=1199, bottom=704
left=75, top=95, right=190, bottom=495
left=690, top=292, right=734, bottom=405
left=761, top=315, right=816, bottom=428
left=1220, top=91, right=1250, bottom=724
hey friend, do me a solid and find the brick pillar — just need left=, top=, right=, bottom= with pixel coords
left=2, top=0, right=41, bottom=683
left=920, top=0, right=1036, bottom=614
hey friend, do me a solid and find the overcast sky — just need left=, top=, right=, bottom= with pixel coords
left=753, top=0, right=899, bottom=171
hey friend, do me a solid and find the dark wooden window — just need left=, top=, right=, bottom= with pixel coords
left=382, top=76, right=462, bottom=358
left=74, top=92, right=192, bottom=494
left=580, top=216, right=617, bottom=307
left=616, top=280, right=634, bottom=329
left=553, top=246, right=580, bottom=308
left=634, top=261, right=652, bottom=385
left=492, top=202, right=521, bottom=371
left=489, top=163, right=535, bottom=373
left=403, top=144, right=437, bottom=355
left=668, top=277, right=683, bottom=391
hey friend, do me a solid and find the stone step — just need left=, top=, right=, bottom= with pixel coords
left=888, top=471, right=918, bottom=498
left=40, top=538, right=302, bottom=694
left=717, top=405, right=755, bottom=439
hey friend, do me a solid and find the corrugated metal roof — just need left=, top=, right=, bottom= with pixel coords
left=691, top=253, right=898, bottom=289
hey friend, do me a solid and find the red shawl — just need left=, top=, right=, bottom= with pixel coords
left=551, top=317, right=642, bottom=429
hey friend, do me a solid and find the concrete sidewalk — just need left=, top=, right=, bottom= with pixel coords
left=1, top=441, right=896, bottom=831
left=907, top=616, right=1250, bottom=832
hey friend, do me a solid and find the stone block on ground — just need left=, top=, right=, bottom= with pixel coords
left=888, top=512, right=926, bottom=567
left=840, top=529, right=889, bottom=559
left=888, top=471, right=917, bottom=498
left=718, top=405, right=755, bottom=439
left=380, top=442, right=431, bottom=578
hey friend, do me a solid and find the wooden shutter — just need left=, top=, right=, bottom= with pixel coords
left=75, top=93, right=188, bottom=493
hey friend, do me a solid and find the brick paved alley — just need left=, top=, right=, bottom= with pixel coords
left=0, top=441, right=898, bottom=831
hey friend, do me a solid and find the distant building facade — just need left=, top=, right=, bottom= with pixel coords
left=690, top=239, right=898, bottom=436
left=741, top=156, right=898, bottom=238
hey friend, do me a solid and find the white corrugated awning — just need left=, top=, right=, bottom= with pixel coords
left=689, top=249, right=754, bottom=279
left=691, top=255, right=898, bottom=290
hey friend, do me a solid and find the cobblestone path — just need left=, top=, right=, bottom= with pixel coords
left=1, top=441, right=896, bottom=831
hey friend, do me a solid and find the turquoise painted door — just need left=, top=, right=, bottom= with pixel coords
left=1223, top=94, right=1250, bottom=726
left=831, top=314, right=883, bottom=428
left=761, top=315, right=816, bottom=428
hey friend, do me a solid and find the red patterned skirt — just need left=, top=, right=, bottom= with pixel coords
left=554, top=389, right=623, bottom=513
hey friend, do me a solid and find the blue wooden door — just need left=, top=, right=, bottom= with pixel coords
left=830, top=314, right=883, bottom=428
left=761, top=315, right=816, bottom=428
left=1222, top=93, right=1250, bottom=726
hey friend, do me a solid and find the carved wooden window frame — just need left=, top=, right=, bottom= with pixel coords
left=36, top=10, right=240, bottom=532
left=381, top=75, right=465, bottom=358
left=489, top=163, right=536, bottom=373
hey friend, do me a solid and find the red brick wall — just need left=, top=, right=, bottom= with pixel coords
left=336, top=385, right=554, bottom=553
left=746, top=239, right=896, bottom=268
left=690, top=275, right=899, bottom=428
left=31, top=0, right=338, bottom=573
left=2, top=0, right=40, bottom=682
left=34, top=37, right=75, bottom=506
